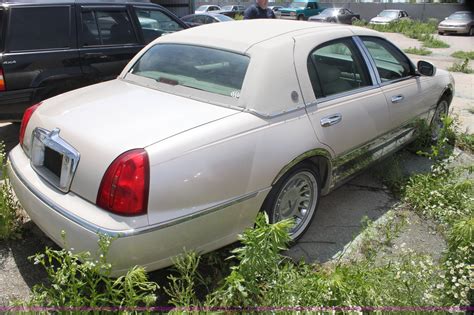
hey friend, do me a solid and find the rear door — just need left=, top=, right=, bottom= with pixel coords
left=78, top=5, right=143, bottom=83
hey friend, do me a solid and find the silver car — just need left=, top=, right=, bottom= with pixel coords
left=369, top=9, right=409, bottom=25
left=438, top=11, right=474, bottom=36
left=9, top=20, right=454, bottom=275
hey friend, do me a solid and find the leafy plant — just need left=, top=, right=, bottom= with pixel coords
left=448, top=58, right=474, bottom=74
left=404, top=46, right=432, bottom=56
left=455, top=132, right=474, bottom=153
left=23, top=233, right=159, bottom=309
left=0, top=142, right=23, bottom=240
left=421, top=35, right=450, bottom=48
left=451, top=50, right=474, bottom=60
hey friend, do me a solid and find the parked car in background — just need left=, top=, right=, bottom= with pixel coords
left=181, top=13, right=233, bottom=27
left=0, top=0, right=187, bottom=121
left=369, top=9, right=409, bottom=25
left=218, top=5, right=245, bottom=18
left=438, top=11, right=474, bottom=36
left=268, top=3, right=285, bottom=12
left=276, top=0, right=324, bottom=20
left=194, top=5, right=221, bottom=14
left=308, top=7, right=359, bottom=24
left=9, top=20, right=454, bottom=274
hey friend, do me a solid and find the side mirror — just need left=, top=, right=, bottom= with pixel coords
left=417, top=60, right=436, bottom=76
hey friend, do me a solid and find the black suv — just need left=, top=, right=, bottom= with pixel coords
left=0, top=0, right=187, bottom=121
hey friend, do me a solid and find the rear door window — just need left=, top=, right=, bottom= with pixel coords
left=80, top=9, right=137, bottom=46
left=135, top=8, right=184, bottom=44
left=7, top=6, right=71, bottom=51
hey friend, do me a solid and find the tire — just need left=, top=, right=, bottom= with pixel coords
left=438, top=31, right=444, bottom=36
left=297, top=15, right=305, bottom=21
left=262, top=162, right=321, bottom=241
left=430, top=98, right=449, bottom=142
left=469, top=27, right=474, bottom=36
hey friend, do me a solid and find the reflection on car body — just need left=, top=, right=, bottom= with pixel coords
left=9, top=20, right=454, bottom=275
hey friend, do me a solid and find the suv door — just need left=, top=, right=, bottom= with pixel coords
left=0, top=5, right=80, bottom=120
left=132, top=6, right=186, bottom=44
left=78, top=5, right=143, bottom=83
left=294, top=31, right=392, bottom=183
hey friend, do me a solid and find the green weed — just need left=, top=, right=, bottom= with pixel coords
left=404, top=46, right=432, bottom=56
left=421, top=35, right=450, bottom=48
left=0, top=142, right=23, bottom=240
left=448, top=58, right=474, bottom=74
left=455, top=132, right=474, bottom=153
left=451, top=50, right=474, bottom=60
left=22, top=233, right=158, bottom=309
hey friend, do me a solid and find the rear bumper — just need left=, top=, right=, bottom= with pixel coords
left=8, top=145, right=266, bottom=275
left=278, top=15, right=297, bottom=20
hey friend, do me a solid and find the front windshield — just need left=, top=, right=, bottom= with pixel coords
left=221, top=5, right=233, bottom=11
left=319, top=8, right=338, bottom=16
left=379, top=11, right=398, bottom=18
left=290, top=2, right=307, bottom=8
left=448, top=12, right=473, bottom=20
left=196, top=6, right=207, bottom=11
left=130, top=44, right=249, bottom=98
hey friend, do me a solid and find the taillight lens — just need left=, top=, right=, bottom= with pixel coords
left=0, top=68, right=5, bottom=91
left=97, top=149, right=149, bottom=216
left=19, top=102, right=42, bottom=147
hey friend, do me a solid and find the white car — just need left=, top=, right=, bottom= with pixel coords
left=369, top=9, right=409, bottom=25
left=194, top=5, right=221, bottom=14
left=9, top=20, right=454, bottom=275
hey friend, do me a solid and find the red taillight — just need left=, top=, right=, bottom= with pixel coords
left=0, top=68, right=5, bottom=91
left=19, top=102, right=42, bottom=146
left=97, top=149, right=149, bottom=216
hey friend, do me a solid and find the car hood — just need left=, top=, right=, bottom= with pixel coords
left=440, top=19, right=471, bottom=26
left=370, top=16, right=394, bottom=23
left=26, top=79, right=239, bottom=202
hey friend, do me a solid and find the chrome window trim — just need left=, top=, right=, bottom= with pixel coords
left=305, top=85, right=380, bottom=108
left=10, top=154, right=262, bottom=238
left=353, top=36, right=381, bottom=85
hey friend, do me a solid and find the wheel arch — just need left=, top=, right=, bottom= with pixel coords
left=439, top=84, right=454, bottom=106
left=271, top=148, right=333, bottom=195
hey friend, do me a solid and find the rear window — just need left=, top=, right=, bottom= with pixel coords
left=129, top=44, right=249, bottom=98
left=8, top=6, right=70, bottom=51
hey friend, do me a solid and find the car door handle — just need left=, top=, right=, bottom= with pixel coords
left=84, top=52, right=108, bottom=59
left=391, top=95, right=404, bottom=103
left=320, top=114, right=342, bottom=127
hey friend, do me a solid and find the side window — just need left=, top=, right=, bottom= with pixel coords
left=307, top=38, right=371, bottom=98
left=361, top=37, right=413, bottom=82
left=8, top=6, right=70, bottom=51
left=307, top=2, right=315, bottom=9
left=135, top=8, right=184, bottom=44
left=81, top=9, right=137, bottom=46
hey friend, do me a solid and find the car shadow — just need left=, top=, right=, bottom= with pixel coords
left=0, top=123, right=20, bottom=154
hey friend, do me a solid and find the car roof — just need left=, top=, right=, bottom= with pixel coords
left=158, top=19, right=380, bottom=53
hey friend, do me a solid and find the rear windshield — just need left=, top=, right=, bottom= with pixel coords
left=129, top=44, right=249, bottom=98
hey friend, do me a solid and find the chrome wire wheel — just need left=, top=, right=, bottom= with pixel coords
left=271, top=170, right=319, bottom=240
left=431, top=99, right=448, bottom=142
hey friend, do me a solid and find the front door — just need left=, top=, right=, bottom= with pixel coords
left=294, top=30, right=392, bottom=184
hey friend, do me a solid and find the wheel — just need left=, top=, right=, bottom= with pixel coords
left=469, top=27, right=474, bottom=36
left=438, top=31, right=444, bottom=36
left=262, top=162, right=321, bottom=241
left=297, top=15, right=305, bottom=21
left=430, top=99, right=449, bottom=142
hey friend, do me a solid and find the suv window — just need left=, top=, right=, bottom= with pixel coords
left=8, top=6, right=70, bottom=51
left=135, top=8, right=184, bottom=44
left=307, top=38, right=371, bottom=98
left=361, top=37, right=413, bottom=82
left=81, top=9, right=137, bottom=46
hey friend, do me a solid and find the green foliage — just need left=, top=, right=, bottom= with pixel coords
left=0, top=142, right=23, bottom=240
left=23, top=233, right=158, bottom=309
left=451, top=50, right=474, bottom=60
left=404, top=46, right=432, bottom=56
left=448, top=58, right=474, bottom=74
left=455, top=132, right=474, bottom=153
left=421, top=35, right=450, bottom=48
left=352, top=19, right=368, bottom=27
left=372, top=156, right=408, bottom=197
left=233, top=14, right=243, bottom=21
